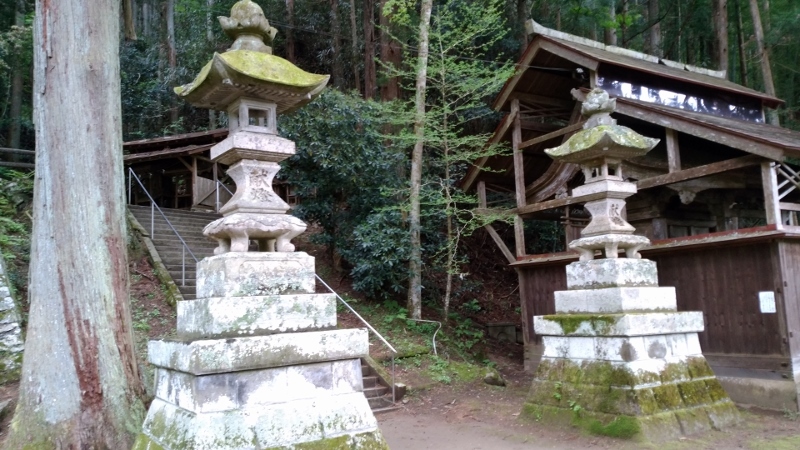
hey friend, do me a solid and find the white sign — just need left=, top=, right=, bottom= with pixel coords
left=759, top=291, right=776, bottom=314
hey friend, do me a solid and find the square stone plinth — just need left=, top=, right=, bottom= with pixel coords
left=148, top=328, right=368, bottom=375
left=540, top=333, right=703, bottom=364
left=533, top=312, right=704, bottom=337
left=566, top=258, right=658, bottom=290
left=154, top=359, right=363, bottom=414
left=196, top=252, right=315, bottom=298
left=177, top=293, right=336, bottom=339
left=211, top=131, right=296, bottom=165
left=555, top=287, right=677, bottom=313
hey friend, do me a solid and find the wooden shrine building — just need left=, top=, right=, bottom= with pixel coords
left=464, top=20, right=800, bottom=410
left=124, top=128, right=297, bottom=211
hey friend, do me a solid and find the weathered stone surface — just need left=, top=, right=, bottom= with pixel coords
left=196, top=252, right=315, bottom=298
left=534, top=312, right=704, bottom=337
left=0, top=258, right=23, bottom=384
left=211, top=132, right=295, bottom=165
left=177, top=293, right=337, bottom=339
left=565, top=258, right=658, bottom=290
left=135, top=394, right=386, bottom=449
left=148, top=328, right=369, bottom=375
left=216, top=159, right=291, bottom=215
left=205, top=213, right=307, bottom=254
left=554, top=286, right=677, bottom=313
left=154, top=359, right=363, bottom=413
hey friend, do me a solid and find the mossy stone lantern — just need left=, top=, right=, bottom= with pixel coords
left=174, top=0, right=329, bottom=254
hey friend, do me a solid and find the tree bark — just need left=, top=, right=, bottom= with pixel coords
left=604, top=1, right=617, bottom=46
left=748, top=0, right=779, bottom=125
left=166, top=0, right=179, bottom=124
left=348, top=0, right=361, bottom=94
left=285, top=0, right=296, bottom=63
left=3, top=0, right=146, bottom=447
left=207, top=0, right=217, bottom=129
left=7, top=0, right=26, bottom=150
left=330, top=0, right=344, bottom=88
left=712, top=0, right=729, bottom=74
left=646, top=0, right=662, bottom=57
left=517, top=0, right=528, bottom=56
left=379, top=1, right=401, bottom=101
left=363, top=0, right=376, bottom=99
left=735, top=0, right=748, bottom=86
left=123, top=0, right=137, bottom=41
left=407, top=0, right=433, bottom=320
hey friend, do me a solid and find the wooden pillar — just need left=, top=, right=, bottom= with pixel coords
left=511, top=98, right=526, bottom=257
left=191, top=156, right=198, bottom=207
left=666, top=128, right=681, bottom=173
left=762, top=161, right=782, bottom=228
left=775, top=240, right=800, bottom=411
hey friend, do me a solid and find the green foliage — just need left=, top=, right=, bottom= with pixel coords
left=0, top=168, right=33, bottom=296
left=586, top=416, right=641, bottom=439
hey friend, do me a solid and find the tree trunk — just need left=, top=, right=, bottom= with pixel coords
left=604, top=1, right=617, bottom=46
left=3, top=0, right=146, bottom=447
left=712, top=0, right=729, bottom=74
left=517, top=0, right=528, bottom=56
left=379, top=1, right=401, bottom=101
left=7, top=0, right=26, bottom=151
left=645, top=0, right=662, bottom=57
left=748, top=0, right=779, bottom=125
left=166, top=0, right=178, bottom=124
left=123, top=0, right=137, bottom=41
left=363, top=0, right=376, bottom=99
left=207, top=0, right=217, bottom=129
left=330, top=0, right=344, bottom=88
left=349, top=0, right=361, bottom=94
left=735, top=0, right=748, bottom=86
left=285, top=0, right=296, bottom=63
left=407, top=0, right=433, bottom=320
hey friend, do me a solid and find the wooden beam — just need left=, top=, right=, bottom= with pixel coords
left=0, top=147, right=35, bottom=155
left=477, top=181, right=487, bottom=208
left=461, top=112, right=515, bottom=192
left=176, top=156, right=193, bottom=171
left=515, top=191, right=607, bottom=216
left=779, top=202, right=800, bottom=212
left=484, top=224, right=516, bottom=264
left=763, top=161, right=782, bottom=227
left=666, top=128, right=681, bottom=173
left=492, top=40, right=543, bottom=111
left=510, top=92, right=573, bottom=109
left=512, top=98, right=526, bottom=257
left=635, top=155, right=762, bottom=190
left=0, top=161, right=34, bottom=169
left=518, top=121, right=562, bottom=133
left=519, top=121, right=586, bottom=150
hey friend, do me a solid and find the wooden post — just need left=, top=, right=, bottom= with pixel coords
left=191, top=156, right=198, bottom=207
left=477, top=180, right=487, bottom=208
left=666, top=128, right=681, bottom=173
left=511, top=98, right=526, bottom=257
left=775, top=240, right=800, bottom=411
left=478, top=180, right=515, bottom=264
left=762, top=161, right=782, bottom=228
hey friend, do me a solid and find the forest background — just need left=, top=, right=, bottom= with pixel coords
left=1, top=0, right=799, bottom=319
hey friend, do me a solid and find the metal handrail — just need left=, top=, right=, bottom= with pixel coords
left=215, top=179, right=235, bottom=213
left=127, top=168, right=199, bottom=286
left=315, top=274, right=399, bottom=404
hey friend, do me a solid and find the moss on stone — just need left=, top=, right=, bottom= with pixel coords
left=587, top=415, right=641, bottom=438
left=674, top=407, right=713, bottom=435
left=633, top=388, right=659, bottom=415
left=540, top=314, right=618, bottom=335
left=659, top=362, right=691, bottom=383
left=131, top=434, right=166, bottom=450
left=703, top=379, right=730, bottom=403
left=651, top=384, right=682, bottom=410
left=687, top=357, right=715, bottom=379
left=677, top=380, right=713, bottom=406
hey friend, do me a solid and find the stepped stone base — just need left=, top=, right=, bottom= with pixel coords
left=136, top=250, right=389, bottom=449
left=523, top=357, right=739, bottom=441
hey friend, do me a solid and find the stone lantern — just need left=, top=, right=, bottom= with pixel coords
left=133, top=1, right=389, bottom=448
left=522, top=88, right=740, bottom=441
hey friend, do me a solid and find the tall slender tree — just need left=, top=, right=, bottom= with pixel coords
left=749, top=0, right=779, bottom=124
left=3, top=0, right=145, bottom=446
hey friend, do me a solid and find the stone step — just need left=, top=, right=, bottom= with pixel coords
left=129, top=205, right=222, bottom=221
left=363, top=385, right=389, bottom=399
left=362, top=375, right=378, bottom=389
left=368, top=396, right=401, bottom=414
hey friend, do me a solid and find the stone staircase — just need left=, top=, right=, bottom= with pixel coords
left=128, top=205, right=220, bottom=301
left=361, top=360, right=401, bottom=414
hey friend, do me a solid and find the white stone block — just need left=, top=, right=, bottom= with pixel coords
left=196, top=252, right=315, bottom=298
left=665, top=333, right=688, bottom=357
left=595, top=336, right=648, bottom=362
left=148, top=328, right=368, bottom=375
left=568, top=337, right=596, bottom=359
left=141, top=392, right=380, bottom=449
left=542, top=337, right=571, bottom=358
left=534, top=311, right=704, bottom=337
left=153, top=359, right=362, bottom=413
left=686, top=333, right=703, bottom=355
left=177, top=293, right=336, bottom=339
left=565, top=258, right=658, bottom=290
left=554, top=286, right=677, bottom=313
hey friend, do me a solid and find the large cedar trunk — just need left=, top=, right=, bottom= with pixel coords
left=363, top=0, right=376, bottom=99
left=379, top=0, right=401, bottom=101
left=7, top=0, right=26, bottom=150
left=3, top=0, right=146, bottom=447
left=712, top=0, right=728, bottom=74
left=330, top=0, right=344, bottom=88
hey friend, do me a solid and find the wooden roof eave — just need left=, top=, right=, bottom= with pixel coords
left=123, top=144, right=215, bottom=164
